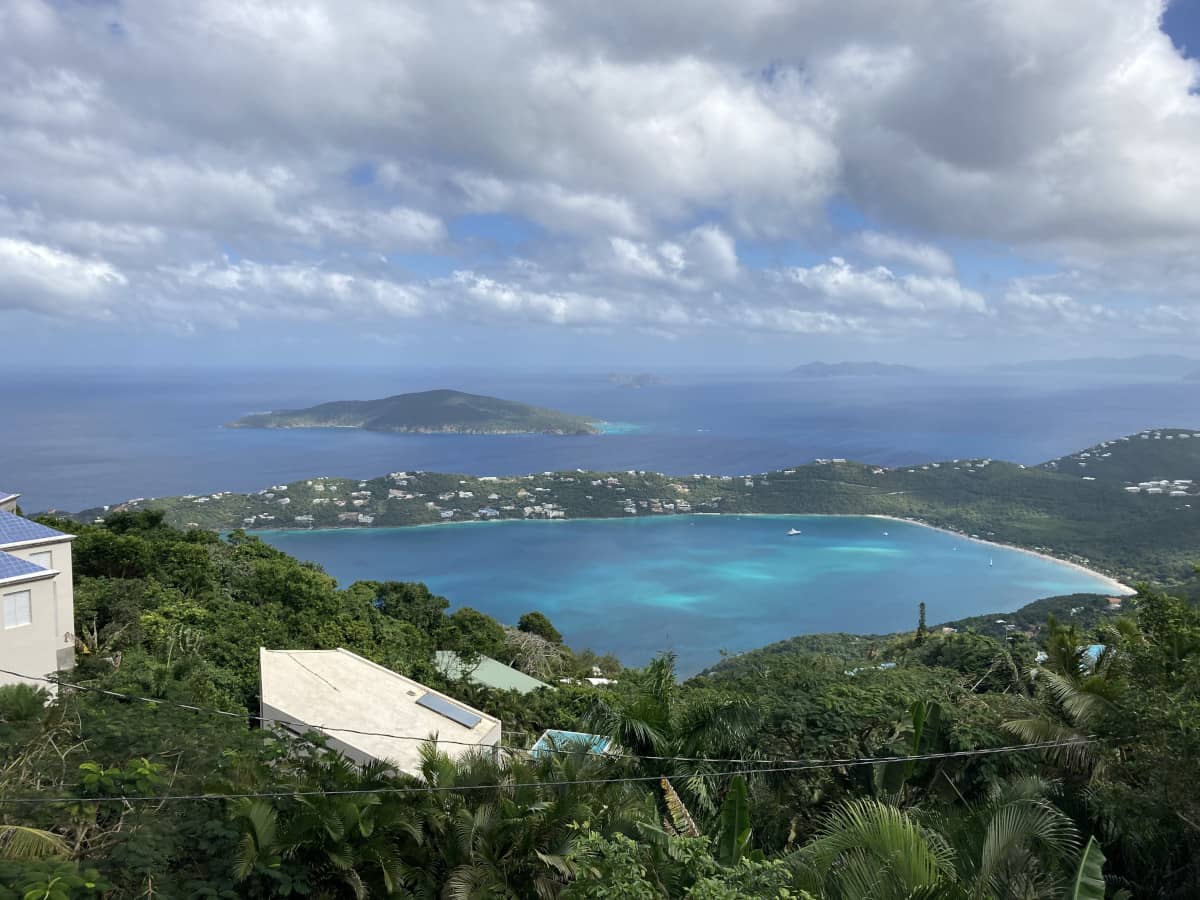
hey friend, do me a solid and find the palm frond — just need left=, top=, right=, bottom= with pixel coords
left=0, top=824, right=69, bottom=860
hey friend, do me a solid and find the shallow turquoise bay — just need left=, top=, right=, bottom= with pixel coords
left=260, top=515, right=1121, bottom=675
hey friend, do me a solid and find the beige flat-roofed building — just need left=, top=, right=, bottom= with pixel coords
left=259, top=648, right=501, bottom=775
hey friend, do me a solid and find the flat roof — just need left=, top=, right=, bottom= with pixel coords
left=259, top=648, right=500, bottom=774
left=434, top=651, right=552, bottom=695
left=530, top=729, right=611, bottom=758
left=0, top=511, right=72, bottom=548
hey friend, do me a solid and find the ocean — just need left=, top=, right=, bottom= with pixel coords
left=3, top=366, right=1197, bottom=512
left=259, top=515, right=1122, bottom=675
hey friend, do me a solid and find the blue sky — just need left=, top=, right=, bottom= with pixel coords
left=1, top=0, right=1199, bottom=368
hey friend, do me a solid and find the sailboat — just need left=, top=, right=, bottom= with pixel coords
left=786, top=528, right=802, bottom=536
left=989, top=558, right=994, bottom=567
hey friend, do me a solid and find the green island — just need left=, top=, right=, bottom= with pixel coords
left=227, top=388, right=600, bottom=435
left=75, top=427, right=1200, bottom=584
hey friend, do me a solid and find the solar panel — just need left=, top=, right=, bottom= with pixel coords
left=416, top=692, right=482, bottom=728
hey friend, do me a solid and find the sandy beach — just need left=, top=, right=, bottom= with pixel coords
left=859, top=514, right=1137, bottom=596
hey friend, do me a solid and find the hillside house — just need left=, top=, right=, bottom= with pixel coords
left=0, top=502, right=76, bottom=690
left=259, top=648, right=500, bottom=774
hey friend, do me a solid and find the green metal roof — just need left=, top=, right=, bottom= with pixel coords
left=434, top=651, right=552, bottom=695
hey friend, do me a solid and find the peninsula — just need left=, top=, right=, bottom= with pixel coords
left=71, top=427, right=1200, bottom=585
left=228, top=388, right=600, bottom=435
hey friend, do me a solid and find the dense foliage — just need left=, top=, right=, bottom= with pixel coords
left=1, top=511, right=1197, bottom=897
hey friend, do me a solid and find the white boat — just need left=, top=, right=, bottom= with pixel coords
left=786, top=528, right=802, bottom=536
left=989, top=559, right=994, bottom=567
left=882, top=531, right=889, bottom=536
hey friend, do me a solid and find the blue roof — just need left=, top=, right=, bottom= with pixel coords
left=530, top=729, right=611, bottom=758
left=0, top=510, right=68, bottom=546
left=0, top=550, right=49, bottom=581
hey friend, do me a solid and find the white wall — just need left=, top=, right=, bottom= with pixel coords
left=0, top=575, right=60, bottom=691
left=3, top=539, right=76, bottom=670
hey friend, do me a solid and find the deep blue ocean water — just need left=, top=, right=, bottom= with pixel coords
left=259, top=515, right=1122, bottom=675
left=3, top=366, right=1197, bottom=511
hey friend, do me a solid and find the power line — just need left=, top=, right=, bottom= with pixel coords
left=0, top=739, right=1095, bottom=806
left=1, top=667, right=1094, bottom=768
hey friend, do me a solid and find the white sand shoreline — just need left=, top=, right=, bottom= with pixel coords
left=850, top=514, right=1136, bottom=595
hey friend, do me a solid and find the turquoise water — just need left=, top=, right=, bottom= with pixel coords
left=259, top=515, right=1122, bottom=675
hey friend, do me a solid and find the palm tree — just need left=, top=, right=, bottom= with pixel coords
left=789, top=797, right=958, bottom=899
left=1004, top=617, right=1124, bottom=773
left=937, top=776, right=1080, bottom=900
left=791, top=779, right=1095, bottom=900
left=0, top=824, right=70, bottom=860
left=583, top=652, right=758, bottom=818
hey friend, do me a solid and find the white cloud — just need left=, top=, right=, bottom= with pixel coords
left=856, top=231, right=954, bottom=275
left=0, top=237, right=125, bottom=316
left=1, top=0, right=1199, bottom=351
left=779, top=257, right=986, bottom=314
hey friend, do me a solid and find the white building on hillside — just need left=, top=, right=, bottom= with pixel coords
left=0, top=498, right=77, bottom=689
left=259, top=648, right=501, bottom=774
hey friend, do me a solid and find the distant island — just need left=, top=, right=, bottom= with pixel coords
left=607, top=372, right=668, bottom=388
left=228, top=389, right=599, bottom=435
left=789, top=361, right=924, bottom=378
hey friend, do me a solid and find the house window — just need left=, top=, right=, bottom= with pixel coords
left=30, top=550, right=53, bottom=571
left=3, top=590, right=32, bottom=628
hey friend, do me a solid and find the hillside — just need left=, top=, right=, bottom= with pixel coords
left=71, top=429, right=1200, bottom=583
left=1040, top=427, right=1200, bottom=485
left=228, top=388, right=599, bottom=435
left=788, top=361, right=924, bottom=377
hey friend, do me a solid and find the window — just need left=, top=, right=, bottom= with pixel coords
left=30, top=550, right=53, bottom=571
left=3, top=590, right=32, bottom=628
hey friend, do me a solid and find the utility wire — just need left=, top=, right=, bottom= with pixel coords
left=1, top=667, right=1092, bottom=768
left=0, top=739, right=1095, bottom=806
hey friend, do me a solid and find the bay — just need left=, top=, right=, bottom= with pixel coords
left=259, top=515, right=1122, bottom=675
left=3, top=366, right=1199, bottom=512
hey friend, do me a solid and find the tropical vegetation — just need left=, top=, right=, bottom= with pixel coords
left=0, top=510, right=1197, bottom=897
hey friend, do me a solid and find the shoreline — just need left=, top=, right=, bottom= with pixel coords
left=252, top=510, right=1135, bottom=595
left=852, top=514, right=1136, bottom=596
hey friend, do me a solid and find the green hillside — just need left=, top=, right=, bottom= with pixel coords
left=1040, top=427, right=1200, bottom=484
left=71, top=429, right=1200, bottom=583
left=229, top=388, right=599, bottom=434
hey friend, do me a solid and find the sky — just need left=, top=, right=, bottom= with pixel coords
left=1, top=0, right=1200, bottom=368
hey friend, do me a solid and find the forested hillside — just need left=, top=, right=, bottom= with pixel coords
left=1041, top=428, right=1200, bottom=483
left=72, top=429, right=1200, bottom=582
left=1, top=512, right=1198, bottom=897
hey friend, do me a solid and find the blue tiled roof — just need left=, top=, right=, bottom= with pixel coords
left=0, top=510, right=68, bottom=546
left=0, top=550, right=49, bottom=581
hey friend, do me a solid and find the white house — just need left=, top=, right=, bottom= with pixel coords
left=0, top=500, right=76, bottom=690
left=259, top=648, right=501, bottom=775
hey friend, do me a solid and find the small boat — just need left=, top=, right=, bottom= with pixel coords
left=882, top=531, right=889, bottom=536
left=786, top=528, right=802, bottom=536
left=989, top=559, right=994, bottom=567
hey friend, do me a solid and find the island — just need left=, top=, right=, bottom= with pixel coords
left=69, top=427, right=1200, bottom=585
left=788, top=361, right=924, bottom=377
left=228, top=389, right=600, bottom=435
